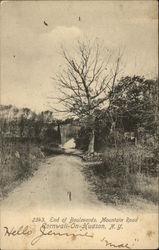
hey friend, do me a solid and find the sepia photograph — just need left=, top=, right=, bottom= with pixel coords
left=0, top=0, right=158, bottom=249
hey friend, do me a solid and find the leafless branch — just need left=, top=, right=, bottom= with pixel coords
left=51, top=40, right=123, bottom=118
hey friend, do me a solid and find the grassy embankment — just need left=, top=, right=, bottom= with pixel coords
left=0, top=139, right=64, bottom=200
left=82, top=145, right=158, bottom=208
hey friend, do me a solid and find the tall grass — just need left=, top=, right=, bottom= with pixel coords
left=103, top=145, right=158, bottom=176
left=82, top=145, right=158, bottom=206
left=0, top=138, right=44, bottom=199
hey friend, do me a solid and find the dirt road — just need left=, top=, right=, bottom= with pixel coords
left=1, top=153, right=158, bottom=250
left=1, top=154, right=105, bottom=212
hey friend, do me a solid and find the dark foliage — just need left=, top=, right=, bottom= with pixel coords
left=0, top=105, right=61, bottom=143
left=75, top=76, right=158, bottom=151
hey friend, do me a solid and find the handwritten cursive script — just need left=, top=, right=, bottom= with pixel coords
left=4, top=225, right=32, bottom=236
left=101, top=237, right=131, bottom=249
left=4, top=224, right=93, bottom=246
left=31, top=224, right=93, bottom=245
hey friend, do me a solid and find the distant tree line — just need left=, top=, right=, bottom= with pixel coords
left=0, top=105, right=61, bottom=143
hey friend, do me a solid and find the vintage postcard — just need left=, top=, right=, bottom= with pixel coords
left=0, top=0, right=158, bottom=249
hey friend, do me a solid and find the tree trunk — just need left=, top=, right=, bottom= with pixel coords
left=88, top=129, right=95, bottom=154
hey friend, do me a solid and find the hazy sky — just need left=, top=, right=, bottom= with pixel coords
left=1, top=0, right=158, bottom=114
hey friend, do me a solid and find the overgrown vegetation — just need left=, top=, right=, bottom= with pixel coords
left=77, top=75, right=158, bottom=207
left=82, top=146, right=158, bottom=206
left=0, top=106, right=63, bottom=199
left=0, top=138, right=45, bottom=199
left=0, top=105, right=61, bottom=143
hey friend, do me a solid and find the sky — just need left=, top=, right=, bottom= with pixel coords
left=1, top=0, right=158, bottom=116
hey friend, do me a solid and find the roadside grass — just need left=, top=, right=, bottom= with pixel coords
left=0, top=139, right=45, bottom=200
left=131, top=173, right=158, bottom=204
left=82, top=145, right=158, bottom=207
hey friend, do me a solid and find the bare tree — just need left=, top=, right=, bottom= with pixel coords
left=53, top=40, right=122, bottom=154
